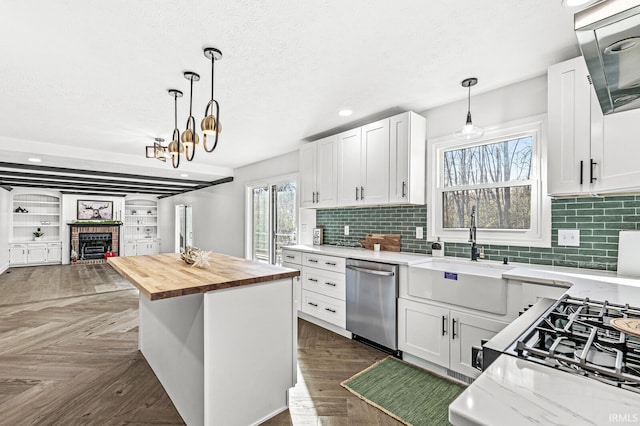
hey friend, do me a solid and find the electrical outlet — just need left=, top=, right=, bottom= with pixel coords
left=558, top=229, right=580, bottom=247
left=416, top=227, right=424, bottom=239
left=344, top=225, right=349, bottom=236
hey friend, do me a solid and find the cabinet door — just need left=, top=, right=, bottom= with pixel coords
left=389, top=112, right=426, bottom=204
left=449, top=311, right=507, bottom=379
left=124, top=242, right=137, bottom=256
left=283, top=261, right=301, bottom=312
left=149, top=240, right=160, bottom=255
left=315, top=135, right=338, bottom=207
left=9, top=245, right=27, bottom=264
left=27, top=244, right=48, bottom=263
left=360, top=119, right=390, bottom=205
left=398, top=298, right=449, bottom=368
left=47, top=243, right=62, bottom=263
left=547, top=57, right=595, bottom=195
left=137, top=242, right=152, bottom=256
left=594, top=107, right=640, bottom=192
left=337, top=128, right=362, bottom=206
left=299, top=142, right=317, bottom=208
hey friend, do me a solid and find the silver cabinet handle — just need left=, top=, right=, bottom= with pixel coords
left=325, top=307, right=336, bottom=313
left=324, top=282, right=337, bottom=287
left=285, top=255, right=295, bottom=259
left=308, top=259, right=318, bottom=263
left=308, top=278, right=318, bottom=282
left=402, top=181, right=406, bottom=197
left=355, top=187, right=359, bottom=201
left=361, top=186, right=364, bottom=199
left=325, top=261, right=337, bottom=266
left=308, top=302, right=318, bottom=307
left=346, top=265, right=395, bottom=276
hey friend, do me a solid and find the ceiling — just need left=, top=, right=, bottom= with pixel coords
left=0, top=1, right=583, bottom=187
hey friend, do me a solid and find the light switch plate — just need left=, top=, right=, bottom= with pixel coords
left=416, top=227, right=424, bottom=239
left=344, top=225, right=349, bottom=236
left=558, top=229, right=580, bottom=247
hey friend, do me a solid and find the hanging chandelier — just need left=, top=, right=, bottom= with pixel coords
left=167, top=89, right=184, bottom=169
left=454, top=77, right=484, bottom=141
left=145, top=137, right=168, bottom=162
left=201, top=47, right=222, bottom=152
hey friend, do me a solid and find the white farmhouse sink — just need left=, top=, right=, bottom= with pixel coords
left=408, top=258, right=514, bottom=314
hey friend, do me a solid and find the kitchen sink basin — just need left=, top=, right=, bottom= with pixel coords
left=407, top=258, right=513, bottom=314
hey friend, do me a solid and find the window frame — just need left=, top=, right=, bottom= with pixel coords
left=427, top=115, right=551, bottom=247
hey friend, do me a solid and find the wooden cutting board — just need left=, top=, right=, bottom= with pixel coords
left=358, top=233, right=401, bottom=252
left=610, top=318, right=640, bottom=337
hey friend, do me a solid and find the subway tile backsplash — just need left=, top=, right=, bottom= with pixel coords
left=314, top=195, right=640, bottom=271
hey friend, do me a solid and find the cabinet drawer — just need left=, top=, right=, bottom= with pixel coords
left=302, top=253, right=345, bottom=273
left=282, top=250, right=302, bottom=265
left=301, top=290, right=346, bottom=328
left=302, top=267, right=346, bottom=301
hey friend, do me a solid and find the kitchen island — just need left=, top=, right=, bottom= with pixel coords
left=108, top=252, right=300, bottom=426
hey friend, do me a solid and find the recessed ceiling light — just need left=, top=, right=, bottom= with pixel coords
left=180, top=173, right=189, bottom=177
left=28, top=158, right=41, bottom=163
left=338, top=109, right=353, bottom=117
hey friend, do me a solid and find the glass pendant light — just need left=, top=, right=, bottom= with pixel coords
left=201, top=47, right=222, bottom=152
left=181, top=71, right=200, bottom=161
left=167, top=89, right=184, bottom=169
left=454, top=77, right=484, bottom=141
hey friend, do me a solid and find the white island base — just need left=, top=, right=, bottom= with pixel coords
left=138, top=278, right=296, bottom=426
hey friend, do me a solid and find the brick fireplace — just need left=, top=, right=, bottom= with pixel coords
left=69, top=223, right=121, bottom=265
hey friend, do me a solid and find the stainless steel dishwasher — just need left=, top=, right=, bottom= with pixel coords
left=346, top=258, right=399, bottom=353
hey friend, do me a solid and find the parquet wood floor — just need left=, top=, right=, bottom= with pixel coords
left=0, top=264, right=401, bottom=425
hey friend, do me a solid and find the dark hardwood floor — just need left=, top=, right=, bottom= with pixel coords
left=0, top=264, right=400, bottom=425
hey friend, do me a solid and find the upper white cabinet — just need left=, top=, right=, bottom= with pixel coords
left=548, top=56, right=640, bottom=195
left=337, top=119, right=390, bottom=206
left=299, top=135, right=338, bottom=208
left=301, top=111, right=426, bottom=209
left=389, top=112, right=426, bottom=204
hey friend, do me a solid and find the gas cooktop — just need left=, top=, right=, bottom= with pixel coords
left=507, top=295, right=640, bottom=393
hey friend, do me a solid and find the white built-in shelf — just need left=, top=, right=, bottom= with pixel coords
left=124, top=197, right=159, bottom=241
left=13, top=213, right=60, bottom=216
left=11, top=192, right=62, bottom=244
left=13, top=201, right=60, bottom=205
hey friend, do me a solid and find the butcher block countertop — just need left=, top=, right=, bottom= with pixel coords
left=108, top=252, right=300, bottom=300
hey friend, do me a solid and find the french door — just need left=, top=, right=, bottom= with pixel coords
left=248, top=178, right=297, bottom=265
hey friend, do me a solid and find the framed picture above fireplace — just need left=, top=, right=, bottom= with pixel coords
left=78, top=200, right=114, bottom=220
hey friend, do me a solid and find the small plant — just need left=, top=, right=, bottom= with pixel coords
left=33, top=228, right=44, bottom=238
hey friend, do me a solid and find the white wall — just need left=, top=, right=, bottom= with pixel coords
left=159, top=150, right=299, bottom=258
left=0, top=188, right=10, bottom=273
left=61, top=194, right=125, bottom=264
left=421, top=74, right=547, bottom=139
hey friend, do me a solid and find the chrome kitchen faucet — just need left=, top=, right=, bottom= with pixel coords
left=469, top=205, right=479, bottom=261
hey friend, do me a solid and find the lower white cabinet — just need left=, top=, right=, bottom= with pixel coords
left=124, top=239, right=160, bottom=256
left=398, top=298, right=507, bottom=379
left=282, top=260, right=302, bottom=312
left=9, top=242, right=63, bottom=266
left=301, top=290, right=346, bottom=328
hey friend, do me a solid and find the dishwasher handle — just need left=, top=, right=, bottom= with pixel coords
left=346, top=265, right=395, bottom=277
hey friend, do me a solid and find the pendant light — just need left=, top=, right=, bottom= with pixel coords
left=167, top=89, right=184, bottom=169
left=201, top=47, right=222, bottom=152
left=454, top=77, right=484, bottom=141
left=181, top=71, right=200, bottom=161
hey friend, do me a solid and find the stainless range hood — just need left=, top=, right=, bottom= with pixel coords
left=576, top=0, right=640, bottom=114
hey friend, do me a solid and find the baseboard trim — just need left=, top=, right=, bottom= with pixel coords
left=0, top=263, right=8, bottom=275
left=298, top=311, right=352, bottom=339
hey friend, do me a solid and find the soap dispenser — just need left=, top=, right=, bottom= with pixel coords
left=431, top=237, right=444, bottom=257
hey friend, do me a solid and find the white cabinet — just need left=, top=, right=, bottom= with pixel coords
left=9, top=242, right=62, bottom=266
left=27, top=244, right=48, bottom=264
left=337, top=119, right=390, bottom=206
left=282, top=249, right=302, bottom=313
left=46, top=242, right=62, bottom=263
left=299, top=135, right=338, bottom=208
left=389, top=112, right=426, bottom=204
left=124, top=197, right=159, bottom=241
left=548, top=56, right=640, bottom=195
left=127, top=239, right=160, bottom=256
left=398, top=298, right=507, bottom=379
left=11, top=191, right=61, bottom=243
left=9, top=244, right=27, bottom=265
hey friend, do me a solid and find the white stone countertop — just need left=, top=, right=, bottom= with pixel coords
left=282, top=244, right=432, bottom=266
left=449, top=262, right=640, bottom=426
